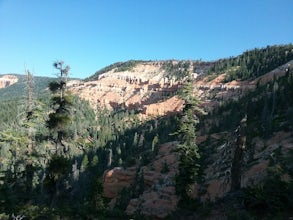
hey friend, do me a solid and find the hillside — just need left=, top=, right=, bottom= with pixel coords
left=92, top=58, right=293, bottom=218
left=69, top=60, right=193, bottom=117
left=0, top=74, right=55, bottom=101
left=68, top=44, right=293, bottom=117
left=71, top=45, right=293, bottom=219
left=0, top=75, right=18, bottom=89
left=0, top=44, right=293, bottom=219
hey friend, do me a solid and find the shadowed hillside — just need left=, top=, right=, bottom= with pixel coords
left=0, top=45, right=292, bottom=219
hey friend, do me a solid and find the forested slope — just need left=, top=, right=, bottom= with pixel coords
left=0, top=74, right=55, bottom=102
left=0, top=45, right=292, bottom=219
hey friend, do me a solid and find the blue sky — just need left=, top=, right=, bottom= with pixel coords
left=0, top=0, right=292, bottom=79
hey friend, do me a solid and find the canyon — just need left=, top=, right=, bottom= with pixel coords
left=1, top=57, right=292, bottom=218
left=68, top=60, right=293, bottom=218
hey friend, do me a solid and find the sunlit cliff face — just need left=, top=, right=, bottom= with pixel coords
left=0, top=75, right=18, bottom=89
left=68, top=60, right=293, bottom=119
left=68, top=62, right=186, bottom=118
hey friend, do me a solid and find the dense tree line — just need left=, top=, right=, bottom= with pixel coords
left=0, top=62, right=180, bottom=219
left=195, top=64, right=293, bottom=219
left=84, top=60, right=145, bottom=82
left=1, top=52, right=292, bottom=218
left=161, top=60, right=192, bottom=80
left=0, top=74, right=54, bottom=102
left=209, top=44, right=293, bottom=81
left=205, top=64, right=293, bottom=138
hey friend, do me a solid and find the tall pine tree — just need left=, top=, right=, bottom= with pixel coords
left=175, top=74, right=205, bottom=199
left=47, top=61, right=72, bottom=155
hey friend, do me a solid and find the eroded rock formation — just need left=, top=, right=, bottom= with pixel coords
left=0, top=75, right=18, bottom=89
left=103, top=142, right=179, bottom=219
left=81, top=60, right=293, bottom=217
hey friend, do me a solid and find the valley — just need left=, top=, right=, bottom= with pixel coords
left=0, top=44, right=293, bottom=219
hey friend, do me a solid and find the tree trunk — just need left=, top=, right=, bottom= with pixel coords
left=230, top=116, right=247, bottom=191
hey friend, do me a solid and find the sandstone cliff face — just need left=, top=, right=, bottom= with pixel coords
left=79, top=60, right=293, bottom=217
left=69, top=62, right=185, bottom=118
left=103, top=142, right=179, bottom=219
left=0, top=75, right=18, bottom=89
left=103, top=167, right=136, bottom=198
left=69, top=60, right=293, bottom=118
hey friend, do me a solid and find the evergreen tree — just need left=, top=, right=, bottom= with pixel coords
left=46, top=61, right=73, bottom=155
left=24, top=69, right=35, bottom=195
left=175, top=74, right=205, bottom=198
left=44, top=61, right=73, bottom=207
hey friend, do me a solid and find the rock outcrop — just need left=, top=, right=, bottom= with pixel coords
left=69, top=62, right=185, bottom=118
left=69, top=60, right=293, bottom=118
left=197, top=129, right=293, bottom=201
left=82, top=59, right=293, bottom=217
left=0, top=75, right=18, bottom=89
left=103, top=167, right=136, bottom=198
left=103, top=142, right=180, bottom=219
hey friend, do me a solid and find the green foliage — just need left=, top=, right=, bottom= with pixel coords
left=47, top=112, right=71, bottom=130
left=115, top=169, right=145, bottom=212
left=0, top=213, right=9, bottom=220
left=92, top=106, right=178, bottom=169
left=243, top=177, right=293, bottom=218
left=46, top=61, right=73, bottom=155
left=199, top=68, right=293, bottom=219
left=0, top=74, right=55, bottom=102
left=1, top=50, right=291, bottom=218
left=0, top=169, right=27, bottom=213
left=114, top=60, right=144, bottom=72
left=0, top=92, right=105, bottom=218
left=162, top=60, right=191, bottom=80
left=43, top=155, right=71, bottom=207
left=48, top=81, right=61, bottom=93
left=0, top=99, right=21, bottom=129
left=0, top=84, right=180, bottom=218
left=208, top=44, right=293, bottom=81
left=46, top=155, right=71, bottom=180
left=81, top=154, right=89, bottom=172
left=205, top=64, right=293, bottom=138
left=85, top=60, right=145, bottom=81
left=174, top=75, right=205, bottom=199
left=151, top=135, right=159, bottom=153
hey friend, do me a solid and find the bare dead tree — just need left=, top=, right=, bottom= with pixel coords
left=12, top=213, right=26, bottom=220
left=230, top=115, right=247, bottom=191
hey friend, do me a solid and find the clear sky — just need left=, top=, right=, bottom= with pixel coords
left=0, top=0, right=292, bottom=79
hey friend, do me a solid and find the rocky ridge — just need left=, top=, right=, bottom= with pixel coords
left=69, top=60, right=293, bottom=116
left=0, top=75, right=18, bottom=89
left=69, top=59, right=293, bottom=218
left=69, top=61, right=186, bottom=118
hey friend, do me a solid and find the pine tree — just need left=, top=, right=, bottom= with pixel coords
left=175, top=74, right=205, bottom=198
left=25, top=69, right=35, bottom=195
left=46, top=61, right=73, bottom=155
left=44, top=61, right=73, bottom=207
